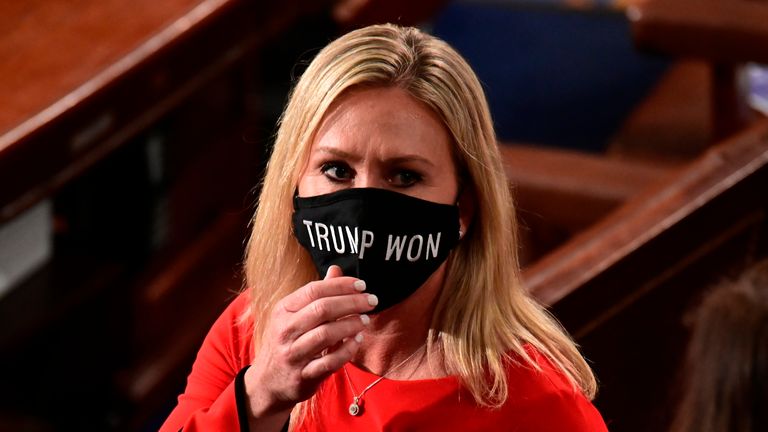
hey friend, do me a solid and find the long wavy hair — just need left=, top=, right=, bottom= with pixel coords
left=243, top=23, right=597, bottom=421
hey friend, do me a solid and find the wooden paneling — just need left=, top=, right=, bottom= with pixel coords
left=627, top=0, right=767, bottom=139
left=501, top=143, right=674, bottom=264
left=0, top=0, right=306, bottom=429
left=628, top=0, right=768, bottom=65
left=524, top=121, right=768, bottom=431
left=0, top=0, right=289, bottom=224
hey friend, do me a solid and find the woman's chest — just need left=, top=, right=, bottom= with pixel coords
left=294, top=369, right=522, bottom=432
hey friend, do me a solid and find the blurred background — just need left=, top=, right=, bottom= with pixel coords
left=1, top=0, right=766, bottom=430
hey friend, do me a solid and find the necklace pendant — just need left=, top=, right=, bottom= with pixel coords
left=348, top=397, right=361, bottom=416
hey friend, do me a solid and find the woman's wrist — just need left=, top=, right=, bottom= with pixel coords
left=242, top=365, right=293, bottom=430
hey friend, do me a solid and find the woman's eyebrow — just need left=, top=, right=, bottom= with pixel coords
left=316, top=146, right=435, bottom=167
left=386, top=155, right=435, bottom=168
left=317, top=146, right=360, bottom=162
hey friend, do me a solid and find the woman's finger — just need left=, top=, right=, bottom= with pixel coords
left=280, top=275, right=366, bottom=313
left=324, top=264, right=344, bottom=280
left=301, top=333, right=363, bottom=380
left=288, top=314, right=370, bottom=363
left=287, top=292, right=377, bottom=337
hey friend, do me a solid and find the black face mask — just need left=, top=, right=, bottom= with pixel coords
left=292, top=188, right=461, bottom=313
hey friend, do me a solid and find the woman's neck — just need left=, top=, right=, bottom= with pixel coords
left=352, top=264, right=447, bottom=379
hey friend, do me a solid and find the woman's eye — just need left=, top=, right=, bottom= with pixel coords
left=321, top=162, right=353, bottom=182
left=389, top=170, right=423, bottom=187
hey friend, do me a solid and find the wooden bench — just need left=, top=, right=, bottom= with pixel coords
left=500, top=143, right=674, bottom=265
left=522, top=118, right=768, bottom=431
left=506, top=2, right=768, bottom=429
left=0, top=1, right=308, bottom=429
left=611, top=0, right=768, bottom=163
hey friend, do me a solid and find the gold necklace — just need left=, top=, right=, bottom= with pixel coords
left=342, top=343, right=426, bottom=416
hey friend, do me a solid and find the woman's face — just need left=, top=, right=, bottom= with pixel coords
left=298, top=86, right=460, bottom=205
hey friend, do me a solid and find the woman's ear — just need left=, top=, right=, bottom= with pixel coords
left=457, top=186, right=475, bottom=239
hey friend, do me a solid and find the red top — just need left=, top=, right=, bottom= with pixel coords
left=161, top=293, right=609, bottom=431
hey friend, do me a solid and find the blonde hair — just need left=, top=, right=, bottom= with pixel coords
left=244, top=23, right=596, bottom=419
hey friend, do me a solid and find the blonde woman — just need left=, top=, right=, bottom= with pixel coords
left=162, top=24, right=607, bottom=431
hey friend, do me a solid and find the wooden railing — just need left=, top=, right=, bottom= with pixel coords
left=508, top=1, right=768, bottom=429
left=0, top=1, right=302, bottom=430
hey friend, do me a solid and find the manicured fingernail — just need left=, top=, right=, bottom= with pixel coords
left=354, top=332, right=364, bottom=343
left=367, top=294, right=378, bottom=307
left=360, top=314, right=370, bottom=325
left=353, top=280, right=366, bottom=291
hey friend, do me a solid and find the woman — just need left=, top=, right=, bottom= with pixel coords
left=162, top=24, right=607, bottom=431
left=671, top=258, right=768, bottom=432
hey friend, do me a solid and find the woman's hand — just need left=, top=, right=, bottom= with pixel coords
left=243, top=265, right=376, bottom=426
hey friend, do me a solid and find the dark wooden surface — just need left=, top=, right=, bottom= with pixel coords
left=0, top=0, right=293, bottom=224
left=528, top=120, right=768, bottom=305
left=0, top=1, right=304, bottom=429
left=609, top=60, right=713, bottom=163
left=511, top=4, right=768, bottom=429
left=524, top=121, right=768, bottom=431
left=628, top=0, right=768, bottom=65
left=501, top=143, right=674, bottom=265
left=628, top=0, right=767, bottom=140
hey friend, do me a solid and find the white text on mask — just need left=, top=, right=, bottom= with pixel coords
left=301, top=220, right=441, bottom=261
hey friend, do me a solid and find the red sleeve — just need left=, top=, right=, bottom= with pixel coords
left=515, top=348, right=609, bottom=432
left=160, top=292, right=253, bottom=432
left=522, top=387, right=608, bottom=432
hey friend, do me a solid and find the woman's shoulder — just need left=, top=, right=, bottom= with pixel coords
left=505, top=345, right=575, bottom=393
left=221, top=289, right=252, bottom=319
left=200, top=290, right=255, bottom=370
left=499, top=345, right=608, bottom=431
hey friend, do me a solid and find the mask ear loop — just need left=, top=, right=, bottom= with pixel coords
left=456, top=182, right=466, bottom=240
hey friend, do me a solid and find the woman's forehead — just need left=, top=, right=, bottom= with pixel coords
left=310, top=87, right=454, bottom=163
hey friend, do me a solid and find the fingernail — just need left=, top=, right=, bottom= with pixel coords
left=360, top=314, right=370, bottom=325
left=354, top=332, right=364, bottom=343
left=367, top=294, right=378, bottom=307
left=353, top=280, right=366, bottom=291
